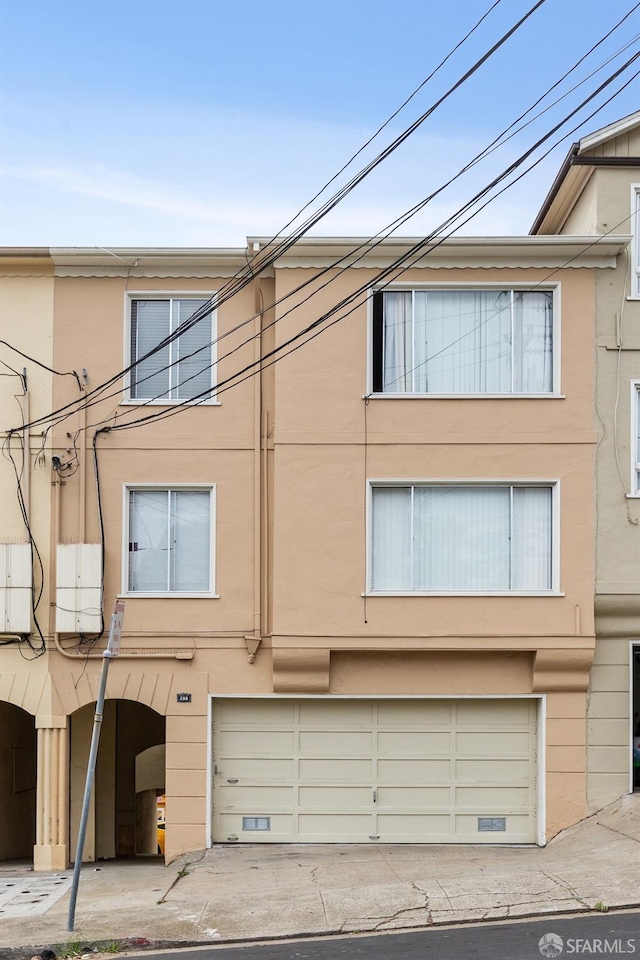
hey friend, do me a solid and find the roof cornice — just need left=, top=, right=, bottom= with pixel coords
left=249, top=234, right=629, bottom=269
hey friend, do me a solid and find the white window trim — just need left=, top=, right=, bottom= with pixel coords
left=121, top=483, right=217, bottom=598
left=123, top=291, right=219, bottom=405
left=631, top=380, right=640, bottom=497
left=366, top=282, right=561, bottom=397
left=364, top=478, right=561, bottom=596
left=631, top=184, right=640, bottom=300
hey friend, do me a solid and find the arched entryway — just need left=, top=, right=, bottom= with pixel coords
left=0, top=702, right=36, bottom=860
left=69, top=699, right=165, bottom=861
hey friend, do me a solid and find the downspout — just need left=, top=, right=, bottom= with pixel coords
left=21, top=373, right=30, bottom=534
left=50, top=468, right=61, bottom=645
left=245, top=272, right=264, bottom=664
left=78, top=381, right=87, bottom=542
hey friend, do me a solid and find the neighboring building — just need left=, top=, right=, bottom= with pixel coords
left=0, top=248, right=55, bottom=865
left=531, top=110, right=640, bottom=811
left=0, top=121, right=637, bottom=867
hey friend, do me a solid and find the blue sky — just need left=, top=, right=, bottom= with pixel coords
left=0, top=0, right=638, bottom=246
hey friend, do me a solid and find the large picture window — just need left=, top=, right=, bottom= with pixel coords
left=126, top=488, right=213, bottom=594
left=370, top=483, right=554, bottom=593
left=371, top=289, right=554, bottom=395
left=128, top=296, right=214, bottom=402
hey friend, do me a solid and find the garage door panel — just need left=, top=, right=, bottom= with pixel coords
left=376, top=786, right=451, bottom=807
left=299, top=730, right=372, bottom=755
left=221, top=758, right=294, bottom=779
left=377, top=814, right=452, bottom=835
left=378, top=731, right=451, bottom=755
left=455, top=814, right=532, bottom=841
left=298, top=814, right=373, bottom=836
left=455, top=786, right=530, bottom=808
left=377, top=759, right=451, bottom=783
left=455, top=700, right=534, bottom=724
left=299, top=701, right=374, bottom=724
left=376, top=701, right=453, bottom=724
left=219, top=785, right=293, bottom=809
left=456, top=731, right=531, bottom=755
left=299, top=786, right=372, bottom=809
left=299, top=758, right=372, bottom=780
left=219, top=814, right=293, bottom=839
left=456, top=759, right=532, bottom=782
left=212, top=699, right=538, bottom=845
left=219, top=730, right=294, bottom=755
left=218, top=700, right=296, bottom=724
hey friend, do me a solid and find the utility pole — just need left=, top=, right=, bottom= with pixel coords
left=67, top=600, right=124, bottom=932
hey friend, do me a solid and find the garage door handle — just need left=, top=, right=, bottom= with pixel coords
left=227, top=778, right=239, bottom=783
left=373, top=790, right=377, bottom=803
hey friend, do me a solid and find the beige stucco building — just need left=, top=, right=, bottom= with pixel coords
left=532, top=110, right=640, bottom=812
left=0, top=116, right=638, bottom=870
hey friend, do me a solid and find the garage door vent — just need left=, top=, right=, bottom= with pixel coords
left=478, top=817, right=506, bottom=832
left=243, top=817, right=270, bottom=831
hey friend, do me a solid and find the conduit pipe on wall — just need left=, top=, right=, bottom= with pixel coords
left=245, top=275, right=265, bottom=664
left=22, top=384, right=30, bottom=534
left=78, top=384, right=86, bottom=542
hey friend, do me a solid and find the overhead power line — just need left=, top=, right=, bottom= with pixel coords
left=13, top=9, right=640, bottom=439
left=13, top=0, right=550, bottom=436
left=95, top=58, right=640, bottom=435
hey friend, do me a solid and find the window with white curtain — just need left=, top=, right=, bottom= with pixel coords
left=632, top=186, right=640, bottom=298
left=128, top=296, right=215, bottom=401
left=370, top=484, right=554, bottom=592
left=127, top=488, right=213, bottom=593
left=371, top=289, right=554, bottom=394
left=633, top=381, right=640, bottom=494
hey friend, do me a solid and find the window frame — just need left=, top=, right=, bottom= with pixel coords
left=366, top=282, right=561, bottom=398
left=123, top=291, right=219, bottom=405
left=631, top=380, right=640, bottom=496
left=365, top=478, right=561, bottom=596
left=631, top=184, right=640, bottom=300
left=121, top=483, right=217, bottom=598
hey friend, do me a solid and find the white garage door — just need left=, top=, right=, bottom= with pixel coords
left=212, top=698, right=538, bottom=844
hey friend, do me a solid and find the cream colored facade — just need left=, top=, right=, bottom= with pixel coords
left=532, top=111, right=640, bottom=812
left=0, top=194, right=634, bottom=866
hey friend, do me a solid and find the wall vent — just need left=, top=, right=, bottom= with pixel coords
left=478, top=817, right=506, bottom=832
left=242, top=817, right=270, bottom=831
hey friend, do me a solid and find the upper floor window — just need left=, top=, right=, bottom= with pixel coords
left=633, top=381, right=640, bottom=495
left=126, top=487, right=214, bottom=594
left=633, top=186, right=640, bottom=298
left=369, top=482, right=555, bottom=594
left=371, top=288, right=554, bottom=395
left=128, top=296, right=215, bottom=402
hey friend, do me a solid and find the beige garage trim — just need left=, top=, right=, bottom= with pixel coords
left=212, top=698, right=538, bottom=844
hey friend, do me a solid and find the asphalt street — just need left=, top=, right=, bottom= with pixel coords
left=133, top=911, right=640, bottom=960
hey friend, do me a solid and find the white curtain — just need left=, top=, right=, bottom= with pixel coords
left=381, top=290, right=553, bottom=394
left=175, top=299, right=212, bottom=400
left=129, top=490, right=210, bottom=592
left=511, top=487, right=552, bottom=590
left=371, top=485, right=551, bottom=591
left=129, top=490, right=169, bottom=591
left=371, top=487, right=411, bottom=589
left=513, top=292, right=553, bottom=393
left=170, top=490, right=210, bottom=591
left=413, top=291, right=511, bottom=394
left=413, top=486, right=510, bottom=590
left=382, top=292, right=412, bottom=392
left=131, top=300, right=171, bottom=400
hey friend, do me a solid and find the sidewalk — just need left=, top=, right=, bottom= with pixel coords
left=1, top=795, right=639, bottom=957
